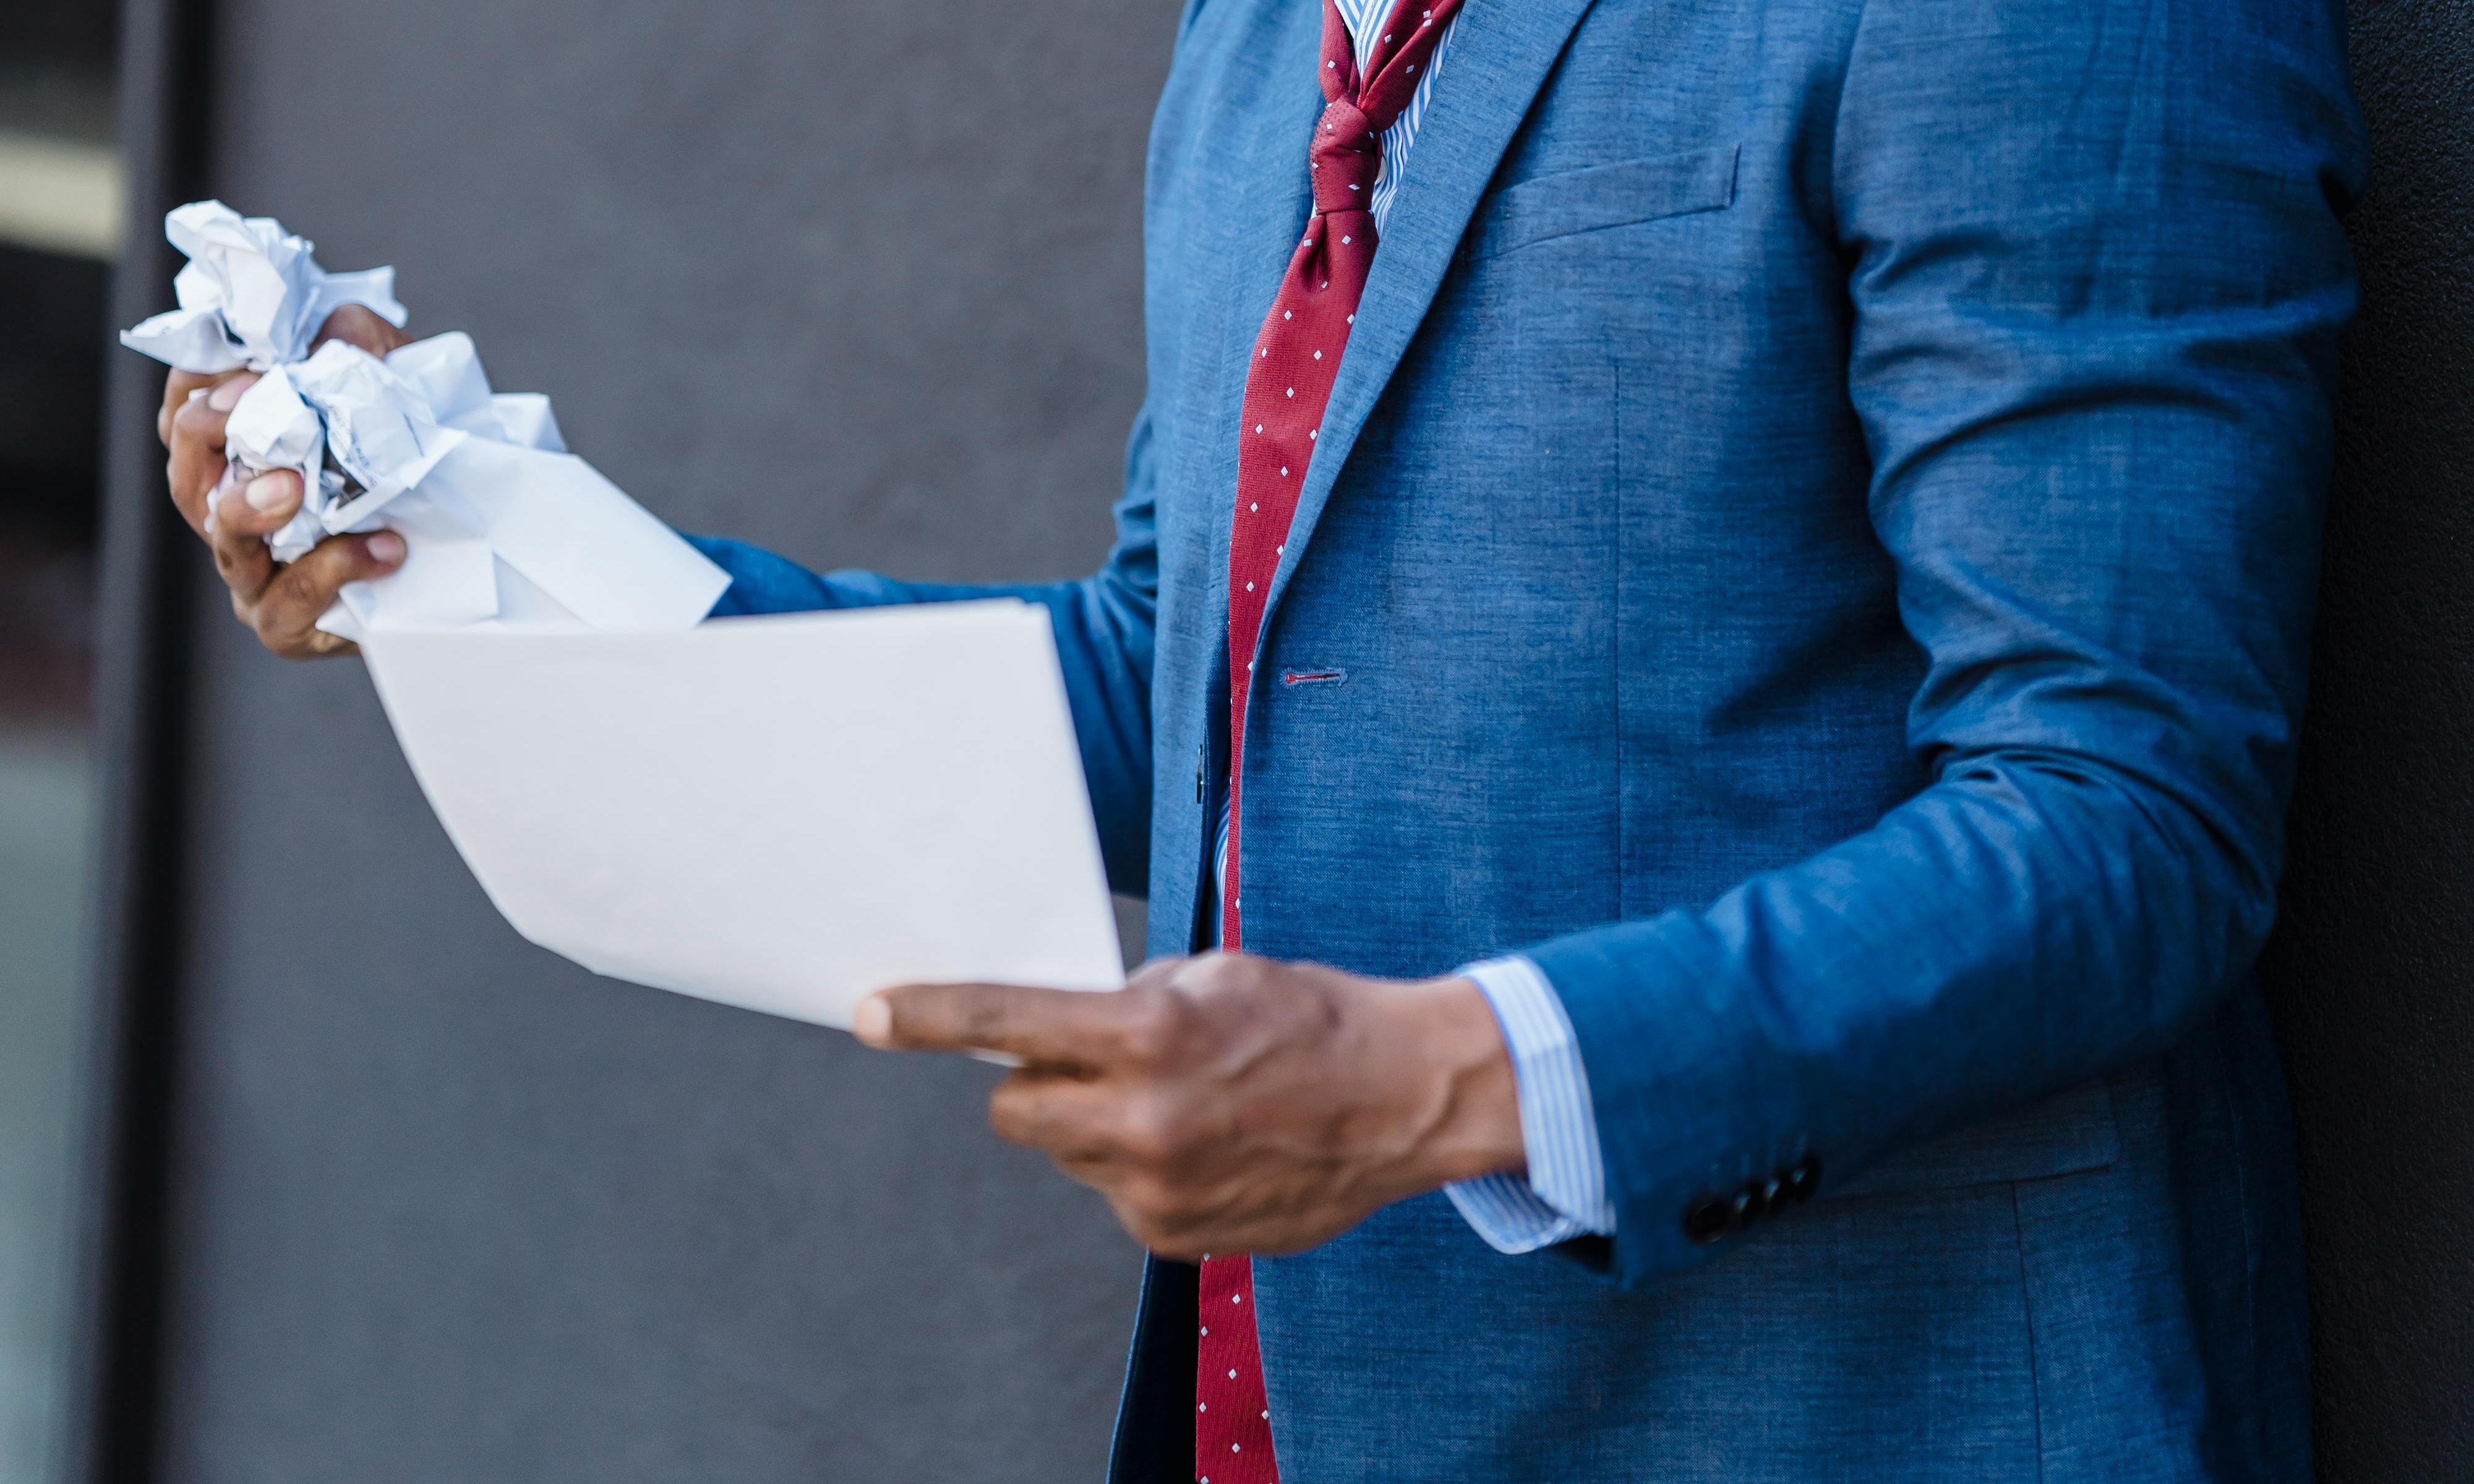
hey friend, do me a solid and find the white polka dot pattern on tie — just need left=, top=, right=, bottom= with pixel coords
left=1205, top=5, right=1465, bottom=1482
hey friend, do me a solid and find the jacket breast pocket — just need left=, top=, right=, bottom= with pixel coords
left=1464, top=144, right=1740, bottom=263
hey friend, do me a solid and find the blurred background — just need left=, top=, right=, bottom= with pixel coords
left=2, top=0, right=2469, bottom=1482
left=0, top=3, right=115, bottom=1483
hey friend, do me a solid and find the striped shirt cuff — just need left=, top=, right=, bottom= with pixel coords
left=1442, top=956, right=1618, bottom=1253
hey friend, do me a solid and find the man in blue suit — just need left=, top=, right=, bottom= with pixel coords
left=165, top=0, right=2362, bottom=1477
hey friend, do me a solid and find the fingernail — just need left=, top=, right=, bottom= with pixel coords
left=365, top=531, right=407, bottom=565
left=242, top=473, right=293, bottom=512
left=207, top=373, right=259, bottom=411
left=851, top=995, right=892, bottom=1047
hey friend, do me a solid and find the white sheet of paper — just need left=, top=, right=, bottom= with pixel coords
left=359, top=600, right=1125, bottom=1030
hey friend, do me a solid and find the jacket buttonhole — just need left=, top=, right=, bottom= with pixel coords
left=1278, top=668, right=1348, bottom=686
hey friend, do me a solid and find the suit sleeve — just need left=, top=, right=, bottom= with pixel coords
left=688, top=404, right=1160, bottom=895
left=1520, top=0, right=2365, bottom=1286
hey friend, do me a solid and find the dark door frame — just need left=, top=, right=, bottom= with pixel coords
left=62, top=0, right=210, bottom=1478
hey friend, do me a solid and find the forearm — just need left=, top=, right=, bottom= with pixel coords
left=692, top=534, right=1072, bottom=616
left=1538, top=740, right=2276, bottom=1281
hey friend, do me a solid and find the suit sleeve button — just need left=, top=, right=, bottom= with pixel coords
left=1783, top=1156, right=1821, bottom=1203
left=1683, top=1196, right=1734, bottom=1245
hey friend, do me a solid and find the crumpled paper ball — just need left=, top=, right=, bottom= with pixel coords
left=121, top=202, right=727, bottom=639
left=121, top=200, right=408, bottom=373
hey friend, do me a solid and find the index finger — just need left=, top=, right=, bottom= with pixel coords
left=854, top=981, right=1149, bottom=1069
left=159, top=368, right=238, bottom=448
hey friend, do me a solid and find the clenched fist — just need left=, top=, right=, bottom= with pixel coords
left=156, top=303, right=416, bottom=659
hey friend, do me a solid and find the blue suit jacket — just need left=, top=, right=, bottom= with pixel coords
left=696, top=0, right=2364, bottom=1477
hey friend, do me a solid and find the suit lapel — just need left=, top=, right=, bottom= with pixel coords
left=1159, top=0, right=1323, bottom=640
left=1250, top=0, right=1601, bottom=646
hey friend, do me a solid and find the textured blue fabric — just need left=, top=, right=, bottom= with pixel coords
left=694, top=0, right=2363, bottom=1475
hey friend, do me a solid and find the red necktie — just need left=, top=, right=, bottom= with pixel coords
left=1198, top=3, right=1463, bottom=1481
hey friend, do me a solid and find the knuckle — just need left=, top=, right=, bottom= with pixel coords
left=1115, top=1093, right=1189, bottom=1167
left=1107, top=1195, right=1168, bottom=1249
left=1118, top=1170, right=1176, bottom=1219
left=247, top=588, right=286, bottom=639
left=1179, top=953, right=1245, bottom=1000
left=181, top=464, right=218, bottom=514
left=1113, top=1115, right=1169, bottom=1168
left=1123, top=984, right=1204, bottom=1065
left=985, top=1083, right=1037, bottom=1141
left=1124, top=954, right=1187, bottom=992
left=264, top=560, right=327, bottom=617
left=953, top=991, right=1014, bottom=1049
left=171, top=395, right=220, bottom=443
left=267, top=564, right=323, bottom=621
left=1117, top=991, right=1179, bottom=1064
left=1134, top=1180, right=1206, bottom=1235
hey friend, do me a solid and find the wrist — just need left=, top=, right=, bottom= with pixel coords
left=1389, top=976, right=1527, bottom=1188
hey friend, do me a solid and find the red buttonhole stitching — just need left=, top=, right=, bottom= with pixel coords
left=1280, top=669, right=1347, bottom=686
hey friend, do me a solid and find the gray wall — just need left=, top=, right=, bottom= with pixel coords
left=147, top=1, right=1174, bottom=1479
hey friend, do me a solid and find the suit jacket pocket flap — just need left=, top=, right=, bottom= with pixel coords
left=1467, top=144, right=1740, bottom=262
left=1825, top=1077, right=2123, bottom=1200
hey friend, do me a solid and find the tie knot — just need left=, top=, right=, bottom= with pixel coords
left=1310, top=98, right=1380, bottom=214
